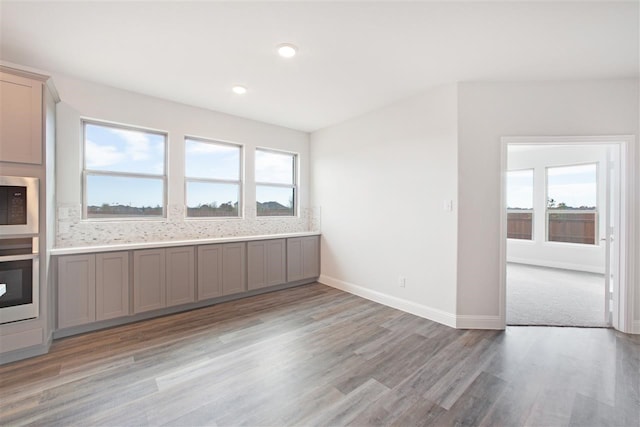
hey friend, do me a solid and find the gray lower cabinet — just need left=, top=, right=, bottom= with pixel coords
left=287, top=236, right=320, bottom=282
left=133, top=249, right=166, bottom=314
left=58, top=252, right=130, bottom=328
left=58, top=254, right=96, bottom=329
left=222, top=243, right=246, bottom=295
left=248, top=239, right=286, bottom=290
left=197, top=243, right=246, bottom=300
left=166, top=246, right=195, bottom=307
left=96, top=252, right=129, bottom=321
left=197, top=244, right=223, bottom=300
left=56, top=235, right=318, bottom=332
left=133, top=247, right=196, bottom=314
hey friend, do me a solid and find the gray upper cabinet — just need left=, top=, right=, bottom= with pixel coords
left=96, top=252, right=129, bottom=321
left=197, top=244, right=223, bottom=300
left=0, top=71, right=43, bottom=164
left=247, top=239, right=286, bottom=291
left=287, top=236, right=320, bottom=282
left=58, top=254, right=96, bottom=329
left=166, top=246, right=195, bottom=307
left=133, top=249, right=166, bottom=314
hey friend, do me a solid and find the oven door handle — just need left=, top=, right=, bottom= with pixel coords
left=0, top=254, right=39, bottom=262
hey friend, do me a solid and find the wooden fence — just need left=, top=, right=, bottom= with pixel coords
left=507, top=210, right=596, bottom=244
left=507, top=211, right=533, bottom=240
left=547, top=211, right=596, bottom=244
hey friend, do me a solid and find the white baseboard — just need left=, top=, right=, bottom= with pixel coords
left=507, top=257, right=604, bottom=274
left=319, top=274, right=457, bottom=328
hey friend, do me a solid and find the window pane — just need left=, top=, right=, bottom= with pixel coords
left=256, top=185, right=294, bottom=216
left=547, top=164, right=597, bottom=245
left=186, top=181, right=239, bottom=217
left=547, top=164, right=597, bottom=209
left=86, top=175, right=163, bottom=218
left=255, top=150, right=294, bottom=184
left=185, top=139, right=240, bottom=180
left=507, top=170, right=533, bottom=209
left=85, top=123, right=165, bottom=175
left=506, top=170, right=533, bottom=240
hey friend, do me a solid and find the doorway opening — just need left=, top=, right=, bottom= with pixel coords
left=500, top=136, right=631, bottom=330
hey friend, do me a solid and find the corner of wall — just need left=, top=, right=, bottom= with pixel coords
left=319, top=275, right=457, bottom=329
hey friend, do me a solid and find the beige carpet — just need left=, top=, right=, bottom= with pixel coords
left=506, top=263, right=608, bottom=327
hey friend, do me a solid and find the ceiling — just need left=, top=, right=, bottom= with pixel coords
left=1, top=1, right=638, bottom=132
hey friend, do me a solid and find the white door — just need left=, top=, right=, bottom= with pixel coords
left=604, top=145, right=621, bottom=327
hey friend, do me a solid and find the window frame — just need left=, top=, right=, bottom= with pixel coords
left=545, top=161, right=599, bottom=245
left=255, top=147, right=298, bottom=217
left=184, top=136, right=243, bottom=219
left=82, top=119, right=168, bottom=221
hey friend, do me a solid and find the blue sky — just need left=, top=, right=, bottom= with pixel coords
left=85, top=123, right=165, bottom=207
left=507, top=170, right=534, bottom=209
left=507, top=164, right=597, bottom=209
left=547, top=164, right=597, bottom=208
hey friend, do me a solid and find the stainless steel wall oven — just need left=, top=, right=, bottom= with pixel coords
left=0, top=239, right=39, bottom=324
left=0, top=176, right=40, bottom=324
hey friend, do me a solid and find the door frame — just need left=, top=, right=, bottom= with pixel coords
left=500, top=135, right=636, bottom=333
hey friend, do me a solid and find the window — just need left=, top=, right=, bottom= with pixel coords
left=185, top=137, right=242, bottom=217
left=255, top=149, right=297, bottom=216
left=506, top=169, right=534, bottom=240
left=546, top=163, right=598, bottom=244
left=83, top=120, right=166, bottom=219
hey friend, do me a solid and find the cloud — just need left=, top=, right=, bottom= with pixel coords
left=255, top=151, right=293, bottom=183
left=550, top=183, right=597, bottom=207
left=547, top=164, right=596, bottom=177
left=85, top=139, right=124, bottom=168
left=109, top=128, right=152, bottom=161
left=186, top=140, right=236, bottom=155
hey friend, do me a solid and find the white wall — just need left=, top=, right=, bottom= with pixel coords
left=457, top=79, right=639, bottom=330
left=311, top=84, right=459, bottom=325
left=53, top=73, right=312, bottom=247
left=507, top=145, right=608, bottom=273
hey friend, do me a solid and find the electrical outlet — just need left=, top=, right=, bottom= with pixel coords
left=399, top=276, right=406, bottom=288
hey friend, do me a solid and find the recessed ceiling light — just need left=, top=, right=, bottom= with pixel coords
left=232, top=85, right=247, bottom=95
left=277, top=43, right=298, bottom=58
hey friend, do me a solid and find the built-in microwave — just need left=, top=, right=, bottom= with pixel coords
left=0, top=176, right=39, bottom=236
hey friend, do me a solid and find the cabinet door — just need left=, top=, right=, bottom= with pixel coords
left=96, top=252, right=129, bottom=321
left=222, top=243, right=246, bottom=296
left=248, top=239, right=285, bottom=290
left=247, top=241, right=266, bottom=290
left=287, top=236, right=320, bottom=282
left=197, top=244, right=223, bottom=300
left=266, top=239, right=286, bottom=286
left=133, top=249, right=165, bottom=314
left=166, top=246, right=195, bottom=307
left=287, top=238, right=303, bottom=282
left=58, top=254, right=96, bottom=328
left=0, top=72, right=43, bottom=164
left=301, top=236, right=320, bottom=279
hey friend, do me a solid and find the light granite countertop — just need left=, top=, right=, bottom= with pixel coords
left=50, top=231, right=321, bottom=256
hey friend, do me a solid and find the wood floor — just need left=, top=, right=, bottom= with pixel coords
left=1, top=283, right=638, bottom=426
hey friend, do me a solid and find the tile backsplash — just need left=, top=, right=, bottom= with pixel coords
left=56, top=204, right=321, bottom=247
